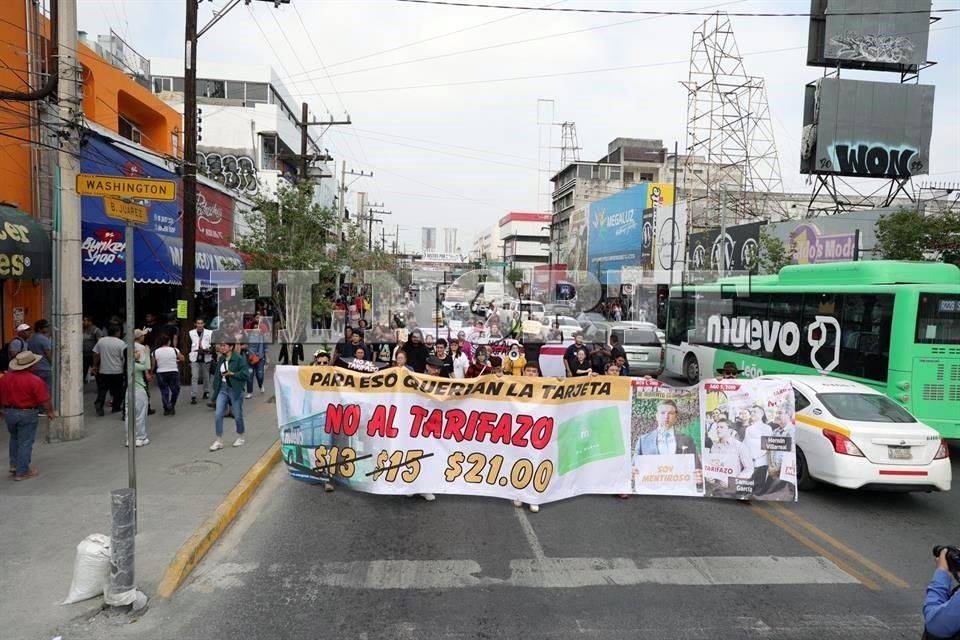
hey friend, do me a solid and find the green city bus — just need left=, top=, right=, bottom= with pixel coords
left=665, top=261, right=960, bottom=438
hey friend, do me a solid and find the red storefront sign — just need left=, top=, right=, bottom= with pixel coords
left=196, top=184, right=234, bottom=246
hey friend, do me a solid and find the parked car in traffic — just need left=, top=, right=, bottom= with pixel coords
left=764, top=375, right=951, bottom=492
left=610, top=322, right=664, bottom=377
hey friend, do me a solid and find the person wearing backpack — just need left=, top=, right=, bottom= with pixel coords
left=1, top=324, right=33, bottom=372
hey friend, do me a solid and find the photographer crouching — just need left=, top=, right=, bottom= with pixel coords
left=924, top=546, right=960, bottom=639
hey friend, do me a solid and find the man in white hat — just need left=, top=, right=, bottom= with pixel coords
left=6, top=323, right=32, bottom=364
left=0, top=350, right=55, bottom=480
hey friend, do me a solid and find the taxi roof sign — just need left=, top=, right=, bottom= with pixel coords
left=76, top=174, right=177, bottom=202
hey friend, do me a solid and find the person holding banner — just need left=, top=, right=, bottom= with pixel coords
left=401, top=329, right=429, bottom=373
left=466, top=348, right=490, bottom=378
left=311, top=349, right=330, bottom=366
left=569, top=348, right=594, bottom=377
left=393, top=349, right=413, bottom=371
left=512, top=359, right=543, bottom=513
left=450, top=339, right=470, bottom=379
left=703, top=418, right=753, bottom=498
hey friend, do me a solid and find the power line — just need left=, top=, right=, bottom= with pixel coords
left=286, top=2, right=370, bottom=168
left=292, top=23, right=960, bottom=96
left=283, top=0, right=746, bottom=86
left=394, top=0, right=960, bottom=17
left=274, top=0, right=569, bottom=83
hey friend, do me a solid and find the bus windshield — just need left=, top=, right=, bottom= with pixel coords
left=915, top=293, right=960, bottom=344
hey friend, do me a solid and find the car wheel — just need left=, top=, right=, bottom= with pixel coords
left=797, top=448, right=817, bottom=491
left=684, top=354, right=700, bottom=385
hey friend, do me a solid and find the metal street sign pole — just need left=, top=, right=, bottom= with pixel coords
left=124, top=222, right=137, bottom=531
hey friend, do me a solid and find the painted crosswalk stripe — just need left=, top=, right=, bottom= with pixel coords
left=247, top=556, right=858, bottom=591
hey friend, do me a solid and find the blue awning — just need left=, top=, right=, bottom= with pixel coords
left=81, top=222, right=244, bottom=285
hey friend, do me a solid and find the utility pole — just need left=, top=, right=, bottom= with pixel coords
left=338, top=163, right=372, bottom=225
left=180, top=0, right=198, bottom=352
left=297, top=102, right=346, bottom=185
left=368, top=206, right=390, bottom=252
left=181, top=0, right=288, bottom=349
left=57, top=0, right=84, bottom=440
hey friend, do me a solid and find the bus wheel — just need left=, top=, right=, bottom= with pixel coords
left=684, top=354, right=700, bottom=384
left=797, top=448, right=817, bottom=491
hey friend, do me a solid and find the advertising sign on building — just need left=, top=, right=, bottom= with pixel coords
left=807, top=0, right=932, bottom=73
left=587, top=183, right=674, bottom=279
left=687, top=222, right=762, bottom=273
left=800, top=78, right=934, bottom=178
left=196, top=183, right=235, bottom=247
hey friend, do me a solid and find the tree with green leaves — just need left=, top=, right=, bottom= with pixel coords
left=875, top=208, right=960, bottom=264
left=747, top=227, right=795, bottom=275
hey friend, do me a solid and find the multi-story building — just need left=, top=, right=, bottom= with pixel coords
left=442, top=227, right=458, bottom=254
left=471, top=224, right=500, bottom=264
left=498, top=212, right=551, bottom=277
left=148, top=58, right=335, bottom=209
left=421, top=226, right=437, bottom=253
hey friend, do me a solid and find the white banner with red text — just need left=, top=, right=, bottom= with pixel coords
left=274, top=366, right=797, bottom=504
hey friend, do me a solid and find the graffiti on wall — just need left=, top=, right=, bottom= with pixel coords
left=198, top=151, right=259, bottom=196
left=828, top=32, right=915, bottom=65
left=826, top=142, right=921, bottom=178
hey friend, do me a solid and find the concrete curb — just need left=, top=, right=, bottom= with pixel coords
left=156, top=440, right=281, bottom=598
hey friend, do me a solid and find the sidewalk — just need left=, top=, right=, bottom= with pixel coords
left=0, top=368, right=281, bottom=640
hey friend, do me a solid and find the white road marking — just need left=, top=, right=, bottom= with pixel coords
left=264, top=556, right=858, bottom=590
left=514, top=506, right=546, bottom=561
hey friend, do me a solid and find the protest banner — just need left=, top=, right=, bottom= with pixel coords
left=700, top=378, right=798, bottom=501
left=274, top=367, right=797, bottom=503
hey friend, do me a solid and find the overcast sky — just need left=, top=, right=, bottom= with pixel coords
left=78, top=0, right=960, bottom=252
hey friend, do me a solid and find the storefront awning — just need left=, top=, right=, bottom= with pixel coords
left=0, top=204, right=51, bottom=280
left=81, top=223, right=244, bottom=286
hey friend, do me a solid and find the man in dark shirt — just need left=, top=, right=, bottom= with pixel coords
left=563, top=332, right=586, bottom=375
left=335, top=326, right=354, bottom=361
left=349, top=330, right=371, bottom=360
left=609, top=332, right=627, bottom=363
left=159, top=313, right=180, bottom=345
left=433, top=338, right=454, bottom=377
left=0, top=351, right=55, bottom=480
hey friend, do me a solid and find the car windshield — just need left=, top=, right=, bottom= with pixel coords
left=817, top=392, right=916, bottom=423
left=616, top=328, right=660, bottom=346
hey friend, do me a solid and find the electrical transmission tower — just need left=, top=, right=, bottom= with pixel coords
left=559, top=121, right=581, bottom=165
left=681, top=12, right=787, bottom=230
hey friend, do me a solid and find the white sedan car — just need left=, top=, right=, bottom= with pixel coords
left=765, top=375, right=951, bottom=492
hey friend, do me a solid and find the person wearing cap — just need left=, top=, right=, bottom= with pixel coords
left=717, top=361, right=744, bottom=380
left=425, top=355, right=448, bottom=378
left=26, top=319, right=53, bottom=394
left=8, top=323, right=32, bottom=362
left=127, top=332, right=152, bottom=447
left=312, top=349, right=331, bottom=366
left=1, top=351, right=55, bottom=480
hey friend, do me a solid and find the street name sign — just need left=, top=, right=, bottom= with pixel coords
left=102, top=197, right=149, bottom=224
left=76, top=174, right=177, bottom=202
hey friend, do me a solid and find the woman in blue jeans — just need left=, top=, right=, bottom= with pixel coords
left=209, top=342, right=249, bottom=451
left=245, top=318, right=268, bottom=398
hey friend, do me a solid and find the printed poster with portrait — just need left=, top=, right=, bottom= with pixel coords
left=630, top=379, right=703, bottom=496
left=699, top=378, right=797, bottom=501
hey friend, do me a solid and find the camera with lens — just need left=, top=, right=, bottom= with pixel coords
left=933, top=545, right=960, bottom=578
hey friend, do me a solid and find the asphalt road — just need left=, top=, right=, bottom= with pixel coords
left=59, top=445, right=960, bottom=640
